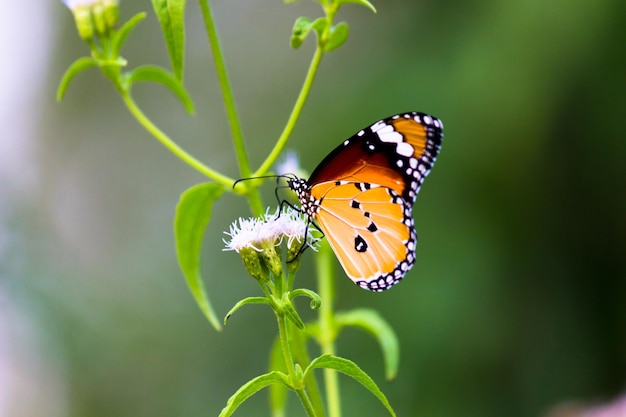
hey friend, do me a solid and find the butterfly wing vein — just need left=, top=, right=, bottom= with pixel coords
left=312, top=182, right=414, bottom=284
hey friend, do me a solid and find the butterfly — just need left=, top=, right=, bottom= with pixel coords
left=287, top=112, right=443, bottom=291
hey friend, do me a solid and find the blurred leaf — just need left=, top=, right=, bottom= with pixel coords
left=151, top=0, right=186, bottom=80
left=174, top=182, right=223, bottom=331
left=111, top=12, right=146, bottom=57
left=125, top=65, right=195, bottom=114
left=224, top=297, right=270, bottom=325
left=304, top=354, right=396, bottom=417
left=218, top=371, right=291, bottom=417
left=336, top=308, right=399, bottom=380
left=311, top=17, right=328, bottom=38
left=291, top=16, right=330, bottom=49
left=336, top=0, right=377, bottom=13
left=323, top=22, right=349, bottom=52
left=291, top=16, right=313, bottom=49
left=56, top=57, right=98, bottom=101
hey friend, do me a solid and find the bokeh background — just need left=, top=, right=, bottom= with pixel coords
left=1, top=0, right=625, bottom=416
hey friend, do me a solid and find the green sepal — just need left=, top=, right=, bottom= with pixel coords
left=304, top=354, right=396, bottom=417
left=56, top=57, right=98, bottom=101
left=324, top=22, right=349, bottom=52
left=218, top=371, right=291, bottom=417
left=290, top=289, right=321, bottom=310
left=151, top=0, right=186, bottom=80
left=174, top=182, right=224, bottom=331
left=224, top=297, right=271, bottom=325
left=336, top=0, right=377, bottom=13
left=111, top=12, right=147, bottom=58
left=124, top=65, right=195, bottom=114
left=336, top=308, right=399, bottom=380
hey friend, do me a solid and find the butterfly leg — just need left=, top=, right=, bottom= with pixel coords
left=286, top=217, right=324, bottom=263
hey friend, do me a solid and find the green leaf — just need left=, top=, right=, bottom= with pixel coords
left=125, top=65, right=195, bottom=114
left=290, top=16, right=313, bottom=49
left=56, top=57, right=98, bottom=101
left=305, top=354, right=396, bottom=417
left=111, top=12, right=146, bottom=57
left=337, top=0, right=377, bottom=13
left=289, top=289, right=321, bottom=310
left=224, top=297, right=271, bottom=324
left=174, top=182, right=224, bottom=331
left=290, top=16, right=330, bottom=49
left=268, top=337, right=288, bottom=417
left=311, top=17, right=328, bottom=38
left=219, top=371, right=290, bottom=417
left=151, top=0, right=186, bottom=80
left=336, top=308, right=399, bottom=380
left=324, top=22, right=349, bottom=52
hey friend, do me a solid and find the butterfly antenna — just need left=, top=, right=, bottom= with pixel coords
left=232, top=174, right=291, bottom=189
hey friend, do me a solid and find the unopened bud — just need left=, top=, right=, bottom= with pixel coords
left=239, top=247, right=269, bottom=282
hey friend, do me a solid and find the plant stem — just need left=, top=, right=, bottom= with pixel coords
left=198, top=0, right=264, bottom=216
left=253, top=46, right=324, bottom=178
left=121, top=92, right=234, bottom=186
left=316, top=240, right=341, bottom=417
left=296, top=387, right=318, bottom=417
left=277, top=314, right=317, bottom=417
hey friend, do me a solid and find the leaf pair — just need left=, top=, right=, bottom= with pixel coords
left=221, top=354, right=395, bottom=417
left=291, top=16, right=349, bottom=52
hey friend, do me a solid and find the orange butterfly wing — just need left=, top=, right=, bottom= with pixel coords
left=310, top=181, right=416, bottom=291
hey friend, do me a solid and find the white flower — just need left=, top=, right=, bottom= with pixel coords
left=275, top=150, right=300, bottom=176
left=223, top=207, right=318, bottom=253
left=275, top=150, right=309, bottom=179
left=62, top=0, right=99, bottom=9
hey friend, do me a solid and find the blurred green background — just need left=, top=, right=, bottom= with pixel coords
left=1, top=0, right=624, bottom=416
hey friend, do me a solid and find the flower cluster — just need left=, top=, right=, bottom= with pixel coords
left=224, top=207, right=319, bottom=280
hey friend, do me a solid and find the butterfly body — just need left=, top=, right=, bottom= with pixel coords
left=288, top=112, right=443, bottom=291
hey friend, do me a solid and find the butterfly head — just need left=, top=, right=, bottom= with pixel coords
left=286, top=176, right=320, bottom=218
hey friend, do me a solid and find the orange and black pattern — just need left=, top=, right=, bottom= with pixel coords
left=288, top=112, right=443, bottom=291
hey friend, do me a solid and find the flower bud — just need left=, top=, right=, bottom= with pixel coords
left=239, top=247, right=269, bottom=282
left=102, top=0, right=119, bottom=28
left=260, top=240, right=283, bottom=278
left=70, top=4, right=95, bottom=41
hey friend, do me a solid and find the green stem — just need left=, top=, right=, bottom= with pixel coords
left=198, top=0, right=264, bottom=216
left=277, top=314, right=317, bottom=417
left=121, top=92, right=234, bottom=186
left=295, top=387, right=318, bottom=417
left=253, top=46, right=324, bottom=177
left=316, top=240, right=341, bottom=417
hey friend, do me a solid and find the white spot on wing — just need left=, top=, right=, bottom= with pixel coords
left=396, top=142, right=414, bottom=157
left=379, top=130, right=403, bottom=144
left=370, top=121, right=387, bottom=132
